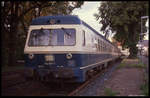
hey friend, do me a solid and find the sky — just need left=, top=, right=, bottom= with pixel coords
left=72, top=2, right=103, bottom=35
left=72, top=1, right=149, bottom=41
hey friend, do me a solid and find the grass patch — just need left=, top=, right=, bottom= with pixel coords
left=104, top=88, right=118, bottom=96
left=117, top=59, right=146, bottom=69
left=140, top=71, right=149, bottom=96
left=140, top=83, right=149, bottom=96
left=117, top=62, right=126, bottom=69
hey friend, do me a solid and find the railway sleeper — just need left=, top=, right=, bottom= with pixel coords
left=93, top=67, right=98, bottom=75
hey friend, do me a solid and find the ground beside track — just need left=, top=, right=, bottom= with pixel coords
left=72, top=59, right=122, bottom=96
left=98, top=68, right=145, bottom=96
left=73, top=57, right=148, bottom=96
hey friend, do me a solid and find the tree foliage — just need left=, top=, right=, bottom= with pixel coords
left=94, top=1, right=149, bottom=58
left=1, top=1, right=84, bottom=66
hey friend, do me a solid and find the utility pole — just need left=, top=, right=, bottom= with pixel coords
left=140, top=16, right=149, bottom=63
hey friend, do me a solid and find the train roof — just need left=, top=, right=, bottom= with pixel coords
left=81, top=21, right=116, bottom=47
left=31, top=15, right=118, bottom=48
left=31, top=15, right=82, bottom=25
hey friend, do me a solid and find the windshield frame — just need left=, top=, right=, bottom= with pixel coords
left=28, top=28, right=76, bottom=47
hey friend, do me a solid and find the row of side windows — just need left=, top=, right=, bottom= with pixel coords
left=82, top=30, right=113, bottom=52
left=96, top=39, right=113, bottom=52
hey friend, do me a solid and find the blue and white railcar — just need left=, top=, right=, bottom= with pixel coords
left=24, top=15, right=121, bottom=83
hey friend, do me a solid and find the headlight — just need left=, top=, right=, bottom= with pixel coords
left=45, top=54, right=54, bottom=61
left=28, top=54, right=34, bottom=59
left=66, top=53, right=72, bottom=59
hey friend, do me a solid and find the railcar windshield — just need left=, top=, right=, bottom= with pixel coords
left=28, top=28, right=76, bottom=46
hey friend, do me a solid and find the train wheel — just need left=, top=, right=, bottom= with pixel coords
left=32, top=70, right=39, bottom=81
left=85, top=71, right=91, bottom=81
left=24, top=68, right=34, bottom=81
left=85, top=70, right=94, bottom=81
left=102, top=64, right=105, bottom=70
left=97, top=66, right=100, bottom=72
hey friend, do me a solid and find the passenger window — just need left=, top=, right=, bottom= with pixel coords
left=106, top=44, right=107, bottom=52
left=82, top=30, right=86, bottom=46
left=105, top=44, right=106, bottom=52
left=104, top=44, right=105, bottom=52
left=98, top=39, right=100, bottom=52
left=100, top=40, right=102, bottom=52
left=94, top=38, right=98, bottom=50
left=91, top=36, right=94, bottom=43
left=102, top=41, right=103, bottom=52
left=103, top=42, right=105, bottom=52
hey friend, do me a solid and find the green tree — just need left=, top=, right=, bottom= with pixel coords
left=94, top=1, right=149, bottom=58
left=1, top=1, right=84, bottom=67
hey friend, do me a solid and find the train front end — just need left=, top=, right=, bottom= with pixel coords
left=24, top=16, right=85, bottom=83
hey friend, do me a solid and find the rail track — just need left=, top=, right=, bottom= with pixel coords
left=2, top=70, right=25, bottom=87
left=67, top=58, right=122, bottom=96
left=2, top=58, right=122, bottom=96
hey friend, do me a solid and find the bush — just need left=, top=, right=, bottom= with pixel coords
left=104, top=88, right=118, bottom=96
left=117, top=59, right=146, bottom=69
left=140, top=83, right=149, bottom=96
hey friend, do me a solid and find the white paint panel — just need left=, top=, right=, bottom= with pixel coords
left=24, top=25, right=82, bottom=54
left=24, top=24, right=119, bottom=55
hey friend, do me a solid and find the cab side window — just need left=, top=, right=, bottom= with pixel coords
left=98, top=39, right=100, bottom=52
left=82, top=30, right=86, bottom=46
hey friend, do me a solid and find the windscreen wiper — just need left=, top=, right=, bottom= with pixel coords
left=61, top=27, right=71, bottom=37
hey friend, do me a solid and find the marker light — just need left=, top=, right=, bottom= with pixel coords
left=28, top=54, right=34, bottom=59
left=50, top=19, right=55, bottom=24
left=66, top=53, right=72, bottom=59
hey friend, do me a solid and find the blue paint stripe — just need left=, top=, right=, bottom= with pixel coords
left=25, top=53, right=113, bottom=67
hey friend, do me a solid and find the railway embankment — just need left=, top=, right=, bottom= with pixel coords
left=98, top=58, right=148, bottom=96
